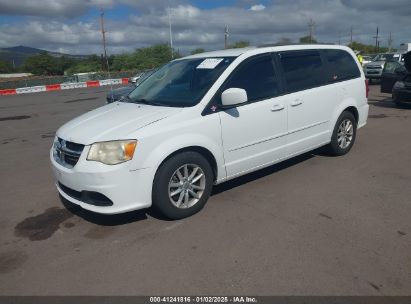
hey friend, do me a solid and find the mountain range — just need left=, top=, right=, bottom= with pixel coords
left=0, top=46, right=89, bottom=66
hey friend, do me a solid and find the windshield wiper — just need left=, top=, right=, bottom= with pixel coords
left=118, top=95, right=131, bottom=102
left=132, top=98, right=169, bottom=107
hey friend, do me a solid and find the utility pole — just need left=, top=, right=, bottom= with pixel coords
left=224, top=25, right=229, bottom=49
left=373, top=26, right=380, bottom=53
left=308, top=18, right=315, bottom=43
left=100, top=9, right=108, bottom=71
left=168, top=6, right=174, bottom=59
left=388, top=32, right=393, bottom=53
left=350, top=26, right=353, bottom=46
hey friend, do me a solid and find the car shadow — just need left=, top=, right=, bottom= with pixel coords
left=212, top=149, right=323, bottom=196
left=60, top=148, right=325, bottom=225
left=368, top=98, right=411, bottom=109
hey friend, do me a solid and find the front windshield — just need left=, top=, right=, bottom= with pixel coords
left=127, top=57, right=235, bottom=107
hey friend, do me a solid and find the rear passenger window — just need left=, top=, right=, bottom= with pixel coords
left=222, top=54, right=279, bottom=102
left=323, top=49, right=361, bottom=82
left=280, top=50, right=326, bottom=93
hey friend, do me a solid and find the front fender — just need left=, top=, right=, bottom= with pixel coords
left=140, top=133, right=226, bottom=182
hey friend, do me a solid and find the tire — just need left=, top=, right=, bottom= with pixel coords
left=326, top=111, right=357, bottom=156
left=368, top=78, right=373, bottom=85
left=392, top=93, right=403, bottom=108
left=152, top=151, right=213, bottom=220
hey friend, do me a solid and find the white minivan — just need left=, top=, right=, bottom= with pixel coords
left=51, top=44, right=369, bottom=219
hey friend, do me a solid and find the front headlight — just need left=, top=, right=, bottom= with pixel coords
left=394, top=81, right=405, bottom=89
left=87, top=140, right=137, bottom=165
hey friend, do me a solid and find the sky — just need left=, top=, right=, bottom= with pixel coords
left=0, top=0, right=410, bottom=55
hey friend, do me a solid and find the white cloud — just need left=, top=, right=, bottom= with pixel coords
left=249, top=4, right=266, bottom=12
left=0, top=0, right=410, bottom=55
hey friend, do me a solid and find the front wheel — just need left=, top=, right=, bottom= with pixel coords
left=152, top=152, right=213, bottom=220
left=326, top=111, right=357, bottom=156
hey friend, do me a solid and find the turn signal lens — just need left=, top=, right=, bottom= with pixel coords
left=124, top=142, right=137, bottom=161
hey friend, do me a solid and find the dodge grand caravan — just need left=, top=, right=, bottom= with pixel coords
left=51, top=45, right=369, bottom=219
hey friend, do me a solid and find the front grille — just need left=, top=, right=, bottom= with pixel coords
left=367, top=66, right=382, bottom=70
left=54, top=137, right=84, bottom=168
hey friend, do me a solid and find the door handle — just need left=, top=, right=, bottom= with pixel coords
left=290, top=99, right=303, bottom=107
left=271, top=103, right=285, bottom=112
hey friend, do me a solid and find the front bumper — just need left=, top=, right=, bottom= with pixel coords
left=50, top=148, right=154, bottom=214
left=364, top=70, right=382, bottom=79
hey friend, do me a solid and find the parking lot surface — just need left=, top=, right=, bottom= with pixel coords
left=0, top=84, right=410, bottom=295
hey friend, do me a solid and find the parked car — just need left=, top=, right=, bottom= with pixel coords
left=128, top=72, right=144, bottom=84
left=364, top=53, right=405, bottom=84
left=106, top=69, right=156, bottom=103
left=381, top=51, right=411, bottom=106
left=51, top=45, right=369, bottom=219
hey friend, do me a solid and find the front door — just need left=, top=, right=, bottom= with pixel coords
left=217, top=54, right=287, bottom=178
left=381, top=61, right=403, bottom=93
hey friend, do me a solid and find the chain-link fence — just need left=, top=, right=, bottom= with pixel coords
left=0, top=70, right=139, bottom=90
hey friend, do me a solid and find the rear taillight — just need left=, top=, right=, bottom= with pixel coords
left=365, top=79, right=369, bottom=99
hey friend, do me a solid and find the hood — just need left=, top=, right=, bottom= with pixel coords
left=57, top=102, right=182, bottom=145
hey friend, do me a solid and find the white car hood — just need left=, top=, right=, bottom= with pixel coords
left=56, top=102, right=181, bottom=145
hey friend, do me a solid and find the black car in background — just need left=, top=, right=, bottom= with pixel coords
left=381, top=51, right=411, bottom=107
left=106, top=69, right=156, bottom=103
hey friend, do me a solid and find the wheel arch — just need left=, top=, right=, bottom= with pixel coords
left=157, top=146, right=218, bottom=182
left=331, top=99, right=359, bottom=131
left=344, top=106, right=359, bottom=124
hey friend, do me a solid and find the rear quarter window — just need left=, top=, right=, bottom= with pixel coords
left=323, top=49, right=361, bottom=82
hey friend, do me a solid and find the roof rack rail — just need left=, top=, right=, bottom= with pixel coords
left=257, top=42, right=336, bottom=48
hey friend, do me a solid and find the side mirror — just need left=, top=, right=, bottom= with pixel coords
left=221, top=88, right=248, bottom=107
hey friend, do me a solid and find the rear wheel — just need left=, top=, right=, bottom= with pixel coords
left=152, top=152, right=213, bottom=220
left=326, top=111, right=357, bottom=156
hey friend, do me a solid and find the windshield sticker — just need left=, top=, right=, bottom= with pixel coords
left=197, top=58, right=224, bottom=69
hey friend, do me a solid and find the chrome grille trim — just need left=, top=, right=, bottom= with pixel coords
left=53, top=137, right=84, bottom=168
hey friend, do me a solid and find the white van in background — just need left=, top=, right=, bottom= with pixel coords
left=51, top=44, right=369, bottom=219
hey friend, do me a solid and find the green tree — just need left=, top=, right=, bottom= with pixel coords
left=278, top=37, right=293, bottom=44
left=191, top=48, right=205, bottom=55
left=111, top=44, right=177, bottom=71
left=230, top=41, right=250, bottom=48
left=65, top=55, right=102, bottom=74
left=348, top=41, right=390, bottom=54
left=23, top=53, right=61, bottom=75
left=0, top=59, right=14, bottom=73
left=299, top=36, right=317, bottom=44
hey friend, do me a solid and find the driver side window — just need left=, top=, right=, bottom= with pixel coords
left=220, top=54, right=279, bottom=104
